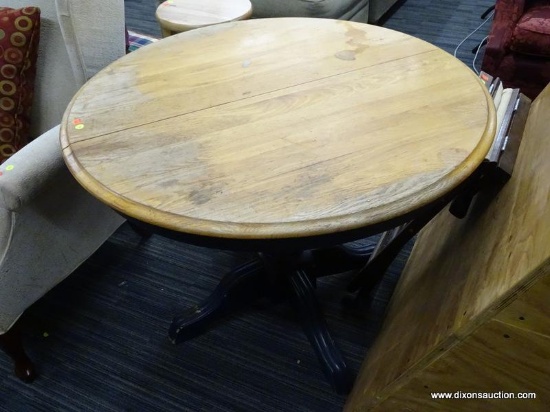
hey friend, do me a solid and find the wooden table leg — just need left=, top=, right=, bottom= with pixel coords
left=169, top=259, right=267, bottom=344
left=170, top=249, right=356, bottom=393
left=0, top=322, right=36, bottom=383
left=288, top=269, right=355, bottom=395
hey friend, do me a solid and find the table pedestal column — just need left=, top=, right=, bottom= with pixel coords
left=168, top=248, right=369, bottom=394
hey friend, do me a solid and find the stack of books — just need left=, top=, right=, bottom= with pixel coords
left=479, top=71, right=531, bottom=181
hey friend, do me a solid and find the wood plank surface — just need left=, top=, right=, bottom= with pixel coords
left=371, top=320, right=549, bottom=411
left=61, top=18, right=495, bottom=239
left=346, top=85, right=550, bottom=410
left=494, top=273, right=550, bottom=337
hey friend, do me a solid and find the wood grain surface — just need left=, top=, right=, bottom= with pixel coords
left=346, top=85, right=550, bottom=410
left=366, top=320, right=549, bottom=411
left=156, top=0, right=252, bottom=34
left=61, top=18, right=495, bottom=240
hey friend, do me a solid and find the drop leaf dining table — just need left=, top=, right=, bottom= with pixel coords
left=60, top=18, right=495, bottom=394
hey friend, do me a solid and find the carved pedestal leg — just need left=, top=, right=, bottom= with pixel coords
left=171, top=251, right=355, bottom=393
left=0, top=322, right=36, bottom=382
left=288, top=269, right=355, bottom=395
left=169, top=259, right=267, bottom=344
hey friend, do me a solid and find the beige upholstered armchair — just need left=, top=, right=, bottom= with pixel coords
left=0, top=0, right=126, bottom=381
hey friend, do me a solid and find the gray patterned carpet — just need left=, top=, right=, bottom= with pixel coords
left=0, top=0, right=494, bottom=410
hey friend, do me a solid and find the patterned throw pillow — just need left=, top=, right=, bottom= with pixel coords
left=0, top=6, right=40, bottom=164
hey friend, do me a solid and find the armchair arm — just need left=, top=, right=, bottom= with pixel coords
left=483, top=0, right=528, bottom=73
left=0, top=123, right=124, bottom=334
left=0, top=126, right=65, bottom=212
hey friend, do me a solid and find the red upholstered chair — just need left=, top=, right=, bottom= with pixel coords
left=481, top=0, right=550, bottom=99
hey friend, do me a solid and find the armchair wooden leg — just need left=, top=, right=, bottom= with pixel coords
left=0, top=322, right=36, bottom=383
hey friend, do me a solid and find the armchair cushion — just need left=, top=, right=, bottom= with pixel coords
left=0, top=7, right=40, bottom=163
left=510, top=4, right=550, bottom=56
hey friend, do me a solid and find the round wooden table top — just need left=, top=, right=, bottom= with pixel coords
left=156, top=0, right=252, bottom=33
left=61, top=18, right=496, bottom=242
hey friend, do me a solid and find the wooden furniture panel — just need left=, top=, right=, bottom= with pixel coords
left=346, top=84, right=550, bottom=410
left=494, top=274, right=550, bottom=337
left=373, top=320, right=549, bottom=411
